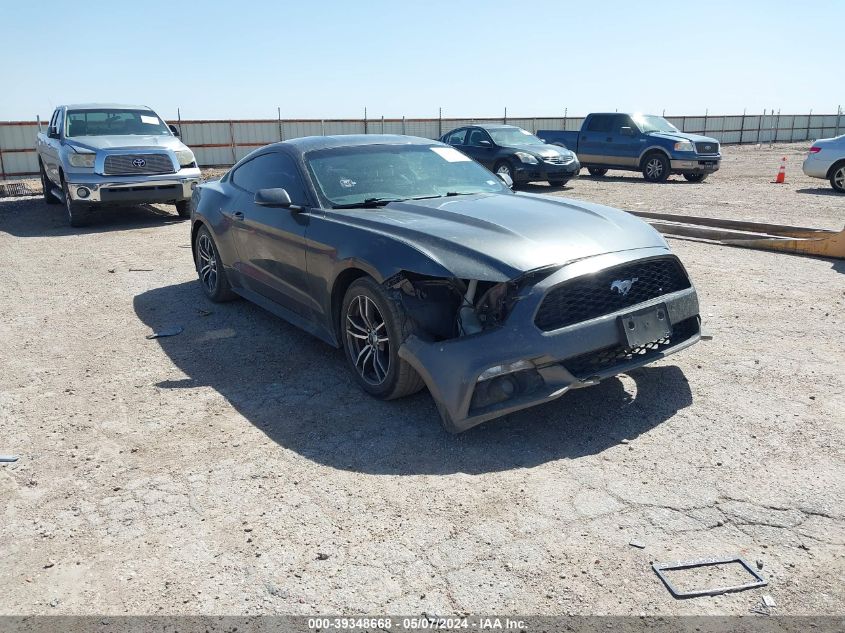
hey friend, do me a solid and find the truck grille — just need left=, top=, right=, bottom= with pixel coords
left=103, top=154, right=174, bottom=175
left=543, top=155, right=574, bottom=165
left=695, top=141, right=719, bottom=155
left=534, top=257, right=691, bottom=331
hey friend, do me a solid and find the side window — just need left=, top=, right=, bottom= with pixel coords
left=446, top=129, right=467, bottom=146
left=614, top=114, right=634, bottom=133
left=586, top=115, right=612, bottom=133
left=48, top=109, right=59, bottom=133
left=466, top=128, right=491, bottom=146
left=232, top=152, right=309, bottom=203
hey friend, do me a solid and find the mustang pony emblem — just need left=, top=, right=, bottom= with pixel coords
left=610, top=277, right=638, bottom=296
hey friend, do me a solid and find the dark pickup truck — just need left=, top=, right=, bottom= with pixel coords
left=538, top=113, right=721, bottom=182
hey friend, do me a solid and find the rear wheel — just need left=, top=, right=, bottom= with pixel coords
left=642, top=153, right=670, bottom=182
left=341, top=277, right=424, bottom=400
left=830, top=164, right=845, bottom=193
left=683, top=173, right=708, bottom=183
left=41, top=163, right=59, bottom=205
left=175, top=200, right=191, bottom=217
left=195, top=226, right=237, bottom=302
left=62, top=177, right=91, bottom=227
left=588, top=167, right=608, bottom=177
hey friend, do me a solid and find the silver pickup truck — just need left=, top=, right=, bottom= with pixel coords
left=36, top=103, right=202, bottom=226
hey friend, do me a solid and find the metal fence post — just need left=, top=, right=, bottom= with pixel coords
left=402, top=116, right=406, bottom=135
left=438, top=107, right=442, bottom=137
left=703, top=109, right=708, bottom=135
left=503, top=107, right=507, bottom=125
left=772, top=108, right=780, bottom=147
left=381, top=115, right=384, bottom=134
left=320, top=119, right=325, bottom=136
left=563, top=108, right=567, bottom=131
left=177, top=108, right=183, bottom=139
left=805, top=109, right=811, bottom=141
left=0, top=138, right=6, bottom=181
left=278, top=107, right=283, bottom=141
left=740, top=109, right=746, bottom=144
left=228, top=120, right=236, bottom=164
left=756, top=109, right=764, bottom=144
left=836, top=105, right=841, bottom=137
left=364, top=107, right=368, bottom=134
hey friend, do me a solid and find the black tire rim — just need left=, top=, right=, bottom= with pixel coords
left=197, top=233, right=218, bottom=293
left=345, top=294, right=390, bottom=385
left=834, top=167, right=845, bottom=190
left=645, top=158, right=665, bottom=179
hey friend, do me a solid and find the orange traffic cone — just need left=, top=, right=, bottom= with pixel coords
left=772, top=156, right=786, bottom=184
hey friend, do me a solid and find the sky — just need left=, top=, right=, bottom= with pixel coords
left=0, top=0, right=840, bottom=121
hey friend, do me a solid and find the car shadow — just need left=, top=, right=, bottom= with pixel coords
left=796, top=187, right=840, bottom=197
left=580, top=174, right=694, bottom=185
left=0, top=196, right=185, bottom=238
left=134, top=280, right=694, bottom=475
left=518, top=183, right=576, bottom=194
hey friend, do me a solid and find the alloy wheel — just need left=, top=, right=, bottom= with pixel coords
left=646, top=158, right=664, bottom=179
left=345, top=294, right=390, bottom=385
left=197, top=234, right=218, bottom=292
left=496, top=164, right=513, bottom=178
left=835, top=166, right=845, bottom=190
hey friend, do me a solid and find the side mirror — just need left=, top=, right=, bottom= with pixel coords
left=478, top=139, right=493, bottom=148
left=620, top=126, right=635, bottom=137
left=255, top=188, right=295, bottom=208
left=169, top=124, right=181, bottom=137
left=497, top=172, right=514, bottom=188
left=48, top=126, right=60, bottom=139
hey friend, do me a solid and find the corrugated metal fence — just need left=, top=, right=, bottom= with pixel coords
left=2, top=110, right=843, bottom=178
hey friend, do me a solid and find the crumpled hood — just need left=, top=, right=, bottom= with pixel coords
left=648, top=131, right=719, bottom=145
left=326, top=192, right=668, bottom=281
left=66, top=135, right=188, bottom=153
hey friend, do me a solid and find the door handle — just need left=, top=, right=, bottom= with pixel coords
left=232, top=211, right=244, bottom=221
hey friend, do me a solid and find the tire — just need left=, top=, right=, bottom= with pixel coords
left=194, top=225, right=237, bottom=302
left=588, top=167, right=608, bottom=177
left=175, top=200, right=191, bottom=218
left=40, top=163, right=59, bottom=205
left=548, top=179, right=569, bottom=187
left=341, top=277, right=425, bottom=401
left=642, top=153, right=670, bottom=182
left=494, top=161, right=515, bottom=183
left=683, top=173, right=708, bottom=183
left=830, top=163, right=845, bottom=193
left=62, top=177, right=91, bottom=227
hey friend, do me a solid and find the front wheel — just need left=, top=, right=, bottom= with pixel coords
left=548, top=179, right=569, bottom=187
left=341, top=277, right=425, bottom=400
left=587, top=167, right=608, bottom=177
left=830, top=164, right=845, bottom=193
left=494, top=161, right=515, bottom=183
left=41, top=163, right=59, bottom=205
left=175, top=200, right=191, bottom=218
left=642, top=153, right=670, bottom=182
left=683, top=173, right=708, bottom=183
left=62, top=178, right=91, bottom=227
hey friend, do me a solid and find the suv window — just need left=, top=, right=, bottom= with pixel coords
left=48, top=109, right=59, bottom=133
left=232, top=152, right=308, bottom=203
left=586, top=115, right=613, bottom=133
left=445, top=129, right=467, bottom=146
left=613, top=114, right=634, bottom=133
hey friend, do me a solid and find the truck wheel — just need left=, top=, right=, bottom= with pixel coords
left=683, top=173, right=707, bottom=183
left=175, top=200, right=191, bottom=218
left=830, top=163, right=845, bottom=193
left=588, top=168, right=608, bottom=177
left=642, top=153, right=670, bottom=182
left=40, top=163, right=59, bottom=205
left=62, top=178, right=91, bottom=227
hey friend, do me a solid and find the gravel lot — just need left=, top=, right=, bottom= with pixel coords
left=0, top=143, right=843, bottom=617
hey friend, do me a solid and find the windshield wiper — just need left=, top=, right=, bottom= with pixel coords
left=332, top=197, right=407, bottom=209
left=409, top=192, right=482, bottom=201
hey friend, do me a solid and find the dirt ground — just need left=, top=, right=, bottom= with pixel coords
left=0, top=143, right=843, bottom=617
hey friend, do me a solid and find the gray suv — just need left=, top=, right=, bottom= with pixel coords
left=36, top=103, right=201, bottom=226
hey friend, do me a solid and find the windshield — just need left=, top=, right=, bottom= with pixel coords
left=632, top=114, right=680, bottom=134
left=65, top=109, right=171, bottom=137
left=487, top=127, right=545, bottom=146
left=305, top=144, right=509, bottom=207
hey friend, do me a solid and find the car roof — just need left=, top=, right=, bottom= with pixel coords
left=272, top=134, right=442, bottom=153
left=62, top=103, right=153, bottom=111
left=469, top=123, right=521, bottom=130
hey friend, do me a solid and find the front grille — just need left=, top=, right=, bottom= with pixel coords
left=543, top=155, right=574, bottom=165
left=565, top=316, right=699, bottom=379
left=534, top=257, right=691, bottom=331
left=104, top=154, right=174, bottom=175
left=695, top=141, right=719, bottom=155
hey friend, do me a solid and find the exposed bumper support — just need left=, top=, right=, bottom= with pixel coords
left=66, top=168, right=202, bottom=203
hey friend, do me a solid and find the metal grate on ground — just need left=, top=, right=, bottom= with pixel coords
left=0, top=182, right=38, bottom=198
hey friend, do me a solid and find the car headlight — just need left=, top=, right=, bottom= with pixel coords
left=514, top=151, right=539, bottom=164
left=175, top=149, right=196, bottom=167
left=68, top=153, right=95, bottom=168
left=674, top=140, right=695, bottom=152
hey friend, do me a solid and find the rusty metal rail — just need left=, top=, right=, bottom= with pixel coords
left=628, top=211, right=845, bottom=260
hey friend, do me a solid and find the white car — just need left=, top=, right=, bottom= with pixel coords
left=803, top=134, right=845, bottom=193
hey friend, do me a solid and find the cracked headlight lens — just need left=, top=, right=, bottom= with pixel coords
left=68, top=153, right=95, bottom=168
left=175, top=149, right=196, bottom=167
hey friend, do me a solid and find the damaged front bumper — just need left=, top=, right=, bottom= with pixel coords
left=397, top=248, right=701, bottom=433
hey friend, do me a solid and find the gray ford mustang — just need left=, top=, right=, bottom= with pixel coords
left=191, top=135, right=701, bottom=432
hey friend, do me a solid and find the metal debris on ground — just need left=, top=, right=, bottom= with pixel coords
left=145, top=326, right=184, bottom=340
left=629, top=540, right=646, bottom=549
left=0, top=455, right=19, bottom=463
left=652, top=556, right=767, bottom=599
left=762, top=595, right=776, bottom=607
left=128, top=268, right=154, bottom=272
left=0, top=182, right=37, bottom=198
left=630, top=210, right=845, bottom=260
